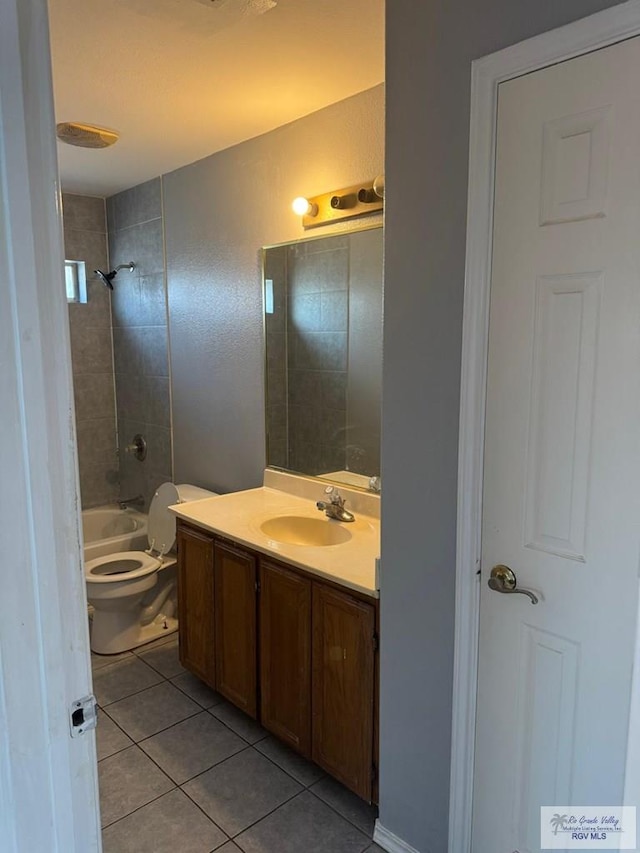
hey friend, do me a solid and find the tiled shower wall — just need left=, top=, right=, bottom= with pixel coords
left=107, top=178, right=172, bottom=510
left=63, top=194, right=119, bottom=508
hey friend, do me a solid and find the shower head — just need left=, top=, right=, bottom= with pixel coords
left=95, top=269, right=116, bottom=289
left=94, top=262, right=135, bottom=289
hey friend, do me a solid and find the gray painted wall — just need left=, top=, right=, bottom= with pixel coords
left=164, top=85, right=384, bottom=494
left=381, top=1, right=625, bottom=851
left=62, top=194, right=118, bottom=508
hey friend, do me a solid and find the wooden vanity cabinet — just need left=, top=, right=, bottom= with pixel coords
left=176, top=523, right=216, bottom=687
left=311, top=583, right=376, bottom=800
left=176, top=519, right=379, bottom=802
left=259, top=560, right=312, bottom=756
left=213, top=540, right=258, bottom=717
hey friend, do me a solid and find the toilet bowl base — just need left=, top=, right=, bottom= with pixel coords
left=90, top=610, right=178, bottom=655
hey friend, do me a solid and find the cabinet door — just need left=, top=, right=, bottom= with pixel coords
left=177, top=524, right=215, bottom=687
left=260, top=561, right=311, bottom=756
left=214, top=541, right=257, bottom=717
left=312, top=583, right=375, bottom=800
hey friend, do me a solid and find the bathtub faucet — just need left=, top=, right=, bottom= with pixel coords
left=118, top=494, right=144, bottom=510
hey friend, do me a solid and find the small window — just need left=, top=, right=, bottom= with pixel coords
left=65, top=260, right=87, bottom=304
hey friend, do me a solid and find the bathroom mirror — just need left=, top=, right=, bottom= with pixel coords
left=263, top=225, right=382, bottom=491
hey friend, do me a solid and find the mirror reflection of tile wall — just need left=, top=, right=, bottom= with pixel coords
left=264, top=227, right=382, bottom=482
left=288, top=235, right=349, bottom=475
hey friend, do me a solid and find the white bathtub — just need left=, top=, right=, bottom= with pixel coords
left=82, top=506, right=148, bottom=562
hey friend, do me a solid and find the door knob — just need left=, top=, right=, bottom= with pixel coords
left=488, top=564, right=539, bottom=605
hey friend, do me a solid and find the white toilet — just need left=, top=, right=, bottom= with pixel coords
left=86, top=482, right=217, bottom=654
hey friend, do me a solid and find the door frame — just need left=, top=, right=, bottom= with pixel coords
left=0, top=0, right=101, bottom=849
left=449, top=2, right=640, bottom=851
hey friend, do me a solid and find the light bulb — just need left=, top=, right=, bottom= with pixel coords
left=292, top=196, right=318, bottom=216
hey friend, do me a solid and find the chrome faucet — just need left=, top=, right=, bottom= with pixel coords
left=316, top=486, right=355, bottom=523
left=118, top=494, right=144, bottom=510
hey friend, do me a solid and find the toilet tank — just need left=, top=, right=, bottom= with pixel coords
left=175, top=484, right=219, bottom=503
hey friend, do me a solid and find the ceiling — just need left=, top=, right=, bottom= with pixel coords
left=48, top=0, right=385, bottom=197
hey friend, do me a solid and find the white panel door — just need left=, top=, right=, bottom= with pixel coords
left=473, top=37, right=640, bottom=853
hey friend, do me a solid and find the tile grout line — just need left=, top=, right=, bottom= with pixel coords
left=205, top=705, right=270, bottom=747
left=165, top=746, right=265, bottom=840
left=176, top=743, right=253, bottom=792
left=166, top=677, right=224, bottom=710
left=97, top=650, right=376, bottom=848
left=174, top=737, right=369, bottom=845
left=99, top=701, right=210, bottom=761
left=100, top=783, right=179, bottom=831
left=145, top=737, right=252, bottom=787
left=104, top=707, right=374, bottom=839
left=252, top=741, right=324, bottom=790
left=94, top=650, right=163, bottom=676
left=198, top=782, right=306, bottom=845
left=305, top=784, right=377, bottom=840
left=96, top=659, right=185, bottom=710
left=96, top=704, right=133, bottom=764
left=110, top=215, right=163, bottom=232
left=227, top=785, right=371, bottom=849
left=116, top=707, right=203, bottom=744
left=91, top=630, right=174, bottom=667
left=100, top=778, right=227, bottom=843
left=98, top=677, right=174, bottom=710
left=98, top=662, right=206, bottom=758
left=100, top=665, right=264, bottom=783
left=100, top=718, right=232, bottom=838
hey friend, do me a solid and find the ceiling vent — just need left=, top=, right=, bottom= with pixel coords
left=56, top=122, right=119, bottom=149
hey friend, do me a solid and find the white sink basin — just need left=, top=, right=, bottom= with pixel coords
left=260, top=515, right=353, bottom=547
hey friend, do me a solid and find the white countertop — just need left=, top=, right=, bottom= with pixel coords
left=170, top=486, right=380, bottom=598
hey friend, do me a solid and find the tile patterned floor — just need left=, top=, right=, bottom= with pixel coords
left=93, top=634, right=382, bottom=853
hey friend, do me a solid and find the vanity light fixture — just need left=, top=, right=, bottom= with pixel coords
left=292, top=196, right=318, bottom=217
left=292, top=177, right=384, bottom=229
left=331, top=192, right=357, bottom=210
left=357, top=188, right=378, bottom=204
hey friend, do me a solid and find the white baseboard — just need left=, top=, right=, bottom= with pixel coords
left=373, top=820, right=422, bottom=853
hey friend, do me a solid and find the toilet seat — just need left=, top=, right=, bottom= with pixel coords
left=85, top=481, right=218, bottom=654
left=85, top=550, right=162, bottom=582
left=147, top=482, right=181, bottom=557
left=85, top=483, right=182, bottom=584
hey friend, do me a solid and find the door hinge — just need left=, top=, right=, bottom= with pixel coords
left=255, top=579, right=261, bottom=593
left=70, top=694, right=98, bottom=738
left=373, top=632, right=379, bottom=652
left=372, top=762, right=378, bottom=783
